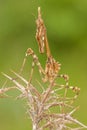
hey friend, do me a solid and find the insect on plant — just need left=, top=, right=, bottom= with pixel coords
left=1, top=7, right=87, bottom=130
left=20, top=7, right=80, bottom=99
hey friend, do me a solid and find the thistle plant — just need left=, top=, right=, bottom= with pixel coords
left=0, top=7, right=87, bottom=130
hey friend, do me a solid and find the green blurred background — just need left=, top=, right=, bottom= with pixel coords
left=0, top=0, right=87, bottom=129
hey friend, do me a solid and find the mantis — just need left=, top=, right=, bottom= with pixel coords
left=20, top=7, right=80, bottom=98
left=35, top=7, right=61, bottom=83
left=21, top=7, right=61, bottom=83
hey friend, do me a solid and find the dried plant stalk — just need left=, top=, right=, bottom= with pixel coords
left=0, top=7, right=87, bottom=130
